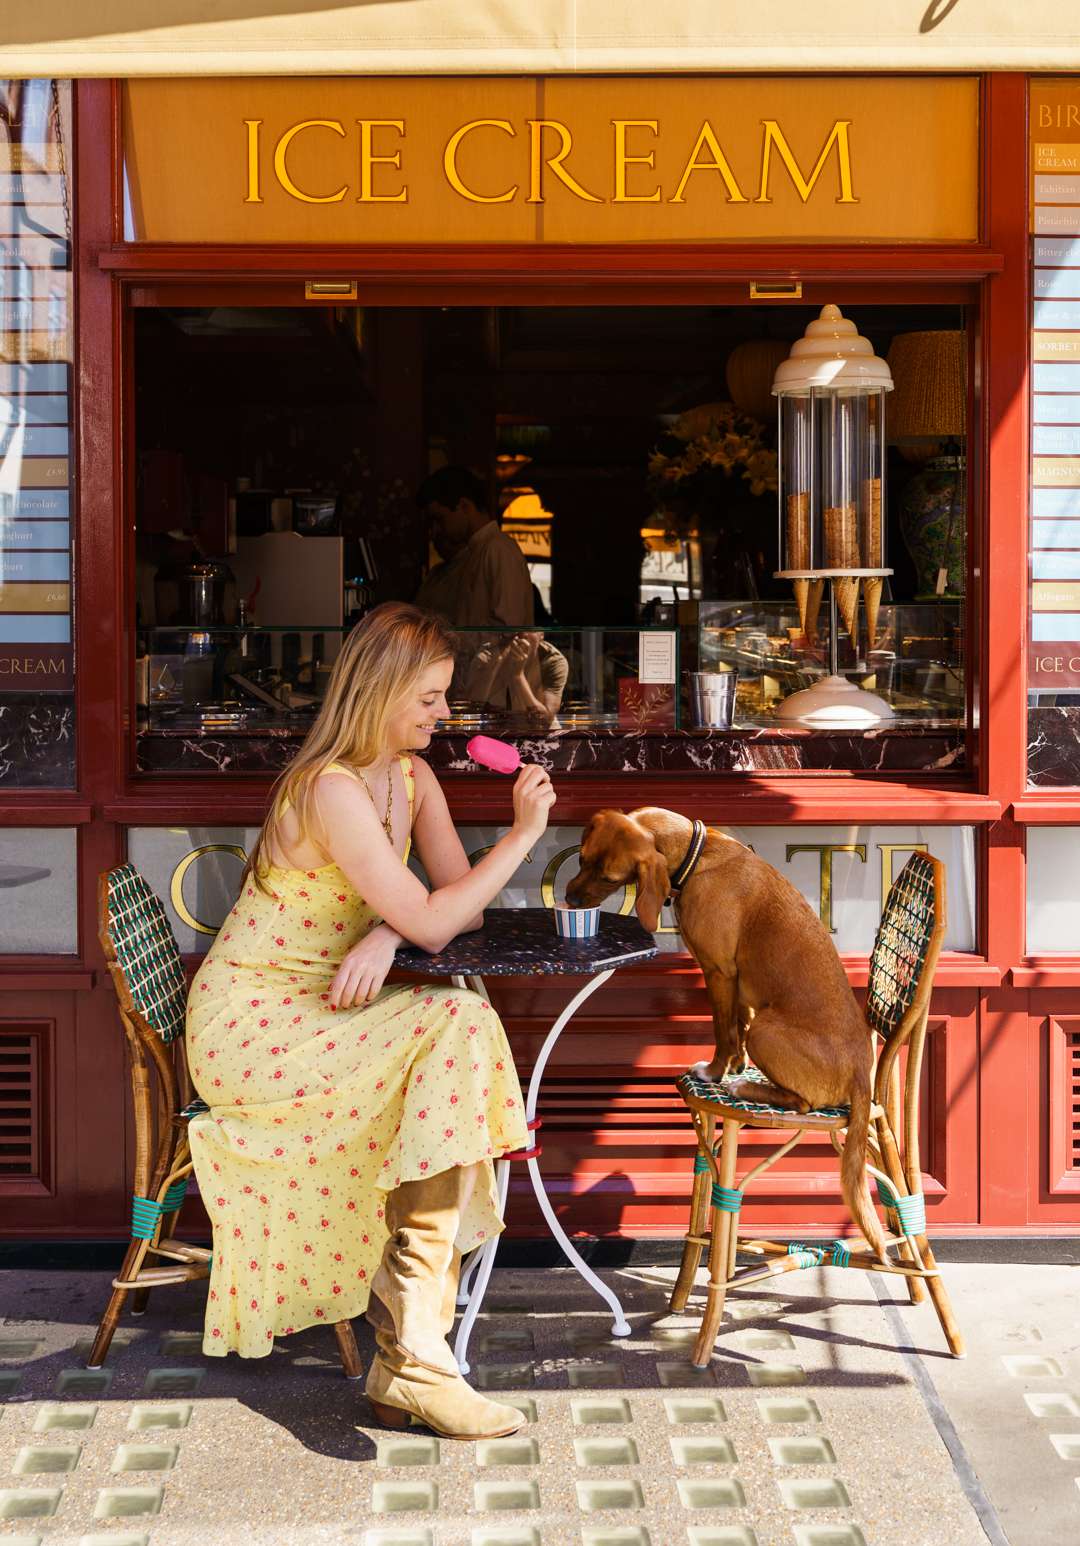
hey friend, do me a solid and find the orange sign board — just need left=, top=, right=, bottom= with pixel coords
left=123, top=75, right=979, bottom=246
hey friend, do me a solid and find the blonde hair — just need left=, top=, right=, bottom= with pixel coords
left=245, top=602, right=456, bottom=891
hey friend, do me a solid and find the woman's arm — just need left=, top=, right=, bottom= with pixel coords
left=410, top=758, right=484, bottom=930
left=312, top=764, right=553, bottom=954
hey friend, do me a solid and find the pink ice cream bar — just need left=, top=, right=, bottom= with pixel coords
left=466, top=735, right=522, bottom=775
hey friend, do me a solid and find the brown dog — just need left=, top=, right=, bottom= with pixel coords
left=565, top=806, right=886, bottom=1258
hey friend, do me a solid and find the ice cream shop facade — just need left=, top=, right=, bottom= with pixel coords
left=3, top=5, right=1080, bottom=1245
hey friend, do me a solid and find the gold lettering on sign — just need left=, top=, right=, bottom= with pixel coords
left=785, top=844, right=867, bottom=933
left=877, top=843, right=929, bottom=913
left=243, top=119, right=263, bottom=203
left=357, top=119, right=407, bottom=203
left=274, top=119, right=348, bottom=204
left=670, top=121, right=749, bottom=205
left=443, top=119, right=518, bottom=203
left=171, top=844, right=248, bottom=936
left=527, top=119, right=601, bottom=204
left=757, top=119, right=857, bottom=205
left=612, top=120, right=661, bottom=204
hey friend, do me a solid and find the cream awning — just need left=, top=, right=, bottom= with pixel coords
left=0, top=0, right=1079, bottom=76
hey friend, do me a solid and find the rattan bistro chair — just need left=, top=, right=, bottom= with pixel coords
left=670, top=852, right=964, bottom=1366
left=88, top=862, right=362, bottom=1378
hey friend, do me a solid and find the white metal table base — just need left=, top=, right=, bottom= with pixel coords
left=451, top=967, right=629, bottom=1374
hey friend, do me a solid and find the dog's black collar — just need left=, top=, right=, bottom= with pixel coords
left=669, top=819, right=707, bottom=893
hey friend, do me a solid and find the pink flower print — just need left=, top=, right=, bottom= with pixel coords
left=419, top=1160, right=429, bottom=1172
left=241, top=1039, right=251, bottom=1050
left=292, top=1016, right=302, bottom=1025
left=314, top=1308, right=325, bottom=1319
left=288, top=1179, right=299, bottom=1190
left=357, top=1267, right=368, bottom=1279
left=332, top=1283, right=342, bottom=1296
left=303, top=1134, right=313, bottom=1144
left=287, top=1210, right=297, bottom=1221
left=276, top=1261, right=285, bottom=1271
left=273, top=1070, right=283, bottom=1080
left=213, top=1078, right=221, bottom=1088
left=506, top=1097, right=516, bottom=1108
left=212, top=1327, right=222, bottom=1338
left=424, top=996, right=433, bottom=1006
left=227, top=1019, right=237, bottom=1030
left=303, top=919, right=313, bottom=929
left=413, top=1026, right=425, bottom=1038
left=334, top=1251, right=343, bottom=1262
left=450, top=1006, right=459, bottom=1017
left=368, top=1140, right=378, bottom=1151
left=273, top=1146, right=284, bottom=1156
left=482, top=1087, right=489, bottom=1097
left=415, top=1073, right=424, bottom=1085
left=276, top=1294, right=285, bottom=1305
left=444, top=1128, right=455, bottom=1138
left=418, top=1109, right=428, bottom=1120
left=207, top=1050, right=216, bottom=1061
left=337, top=893, right=347, bottom=903
left=320, top=949, right=329, bottom=958
left=476, top=1114, right=486, bottom=1125
left=445, top=1057, right=455, bottom=1069
left=216, top=1195, right=226, bottom=1207
left=242, top=1069, right=252, bottom=1081
left=308, top=1155, right=318, bottom=1166
left=495, top=1061, right=504, bottom=1071
left=279, top=902, right=286, bottom=912
left=259, top=1018, right=269, bottom=1028
left=320, top=1186, right=330, bottom=1197
left=450, top=1094, right=458, bottom=1105
left=233, top=1227, right=242, bottom=1238
left=276, top=937, right=285, bottom=947
left=263, top=1225, right=270, bottom=1239
left=347, top=1200, right=356, bottom=1211
left=295, top=1087, right=306, bottom=1097
left=250, top=999, right=261, bottom=1008
left=248, top=1258, right=258, bottom=1271
left=306, top=871, right=317, bottom=880
left=320, top=1217, right=330, bottom=1228
left=334, top=922, right=344, bottom=933
left=374, top=1081, right=383, bottom=1092
left=349, top=1167, right=359, bottom=1177
left=299, top=888, right=310, bottom=899
left=468, top=1026, right=478, bottom=1037
left=326, top=1040, right=336, bottom=1050
left=303, top=1243, right=313, bottom=1254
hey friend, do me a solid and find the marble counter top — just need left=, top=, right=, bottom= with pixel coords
left=137, top=721, right=965, bottom=776
left=393, top=907, right=657, bottom=976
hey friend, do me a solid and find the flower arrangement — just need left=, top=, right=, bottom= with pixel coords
left=647, top=401, right=778, bottom=538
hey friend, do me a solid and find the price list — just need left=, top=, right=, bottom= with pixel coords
left=0, top=80, right=73, bottom=699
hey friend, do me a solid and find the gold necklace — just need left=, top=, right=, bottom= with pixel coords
left=359, top=763, right=394, bottom=842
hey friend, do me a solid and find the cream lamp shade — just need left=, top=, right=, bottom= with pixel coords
left=884, top=331, right=966, bottom=441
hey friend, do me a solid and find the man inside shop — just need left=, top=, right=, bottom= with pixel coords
left=414, top=465, right=534, bottom=629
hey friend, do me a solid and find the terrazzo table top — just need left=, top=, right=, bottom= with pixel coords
left=393, top=907, right=657, bottom=976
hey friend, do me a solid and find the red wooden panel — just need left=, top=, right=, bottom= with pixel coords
left=1046, top=1015, right=1080, bottom=1198
left=0, top=1016, right=53, bottom=1200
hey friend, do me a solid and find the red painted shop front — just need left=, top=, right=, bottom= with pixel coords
left=2, top=72, right=1076, bottom=1248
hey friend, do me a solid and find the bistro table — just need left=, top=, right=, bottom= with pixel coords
left=394, top=907, right=657, bottom=1373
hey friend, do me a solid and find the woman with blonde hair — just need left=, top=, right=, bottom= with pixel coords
left=186, top=602, right=554, bottom=1439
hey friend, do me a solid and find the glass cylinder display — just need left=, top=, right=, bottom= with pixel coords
left=772, top=305, right=895, bottom=726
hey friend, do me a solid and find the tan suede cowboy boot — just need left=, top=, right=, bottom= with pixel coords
left=364, top=1325, right=525, bottom=1439
left=369, top=1168, right=473, bottom=1376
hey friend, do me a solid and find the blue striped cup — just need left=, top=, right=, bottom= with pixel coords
left=553, top=903, right=601, bottom=940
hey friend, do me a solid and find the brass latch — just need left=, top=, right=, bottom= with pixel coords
left=749, top=280, right=803, bottom=300
left=304, top=279, right=358, bottom=301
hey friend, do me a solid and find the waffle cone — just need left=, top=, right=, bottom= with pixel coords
left=864, top=576, right=884, bottom=650
left=792, top=577, right=810, bottom=635
left=804, top=579, right=825, bottom=642
left=835, top=576, right=860, bottom=640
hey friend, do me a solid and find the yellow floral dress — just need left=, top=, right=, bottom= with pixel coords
left=186, top=755, right=528, bottom=1358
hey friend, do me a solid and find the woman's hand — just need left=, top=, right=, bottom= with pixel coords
left=511, top=763, right=556, bottom=845
left=329, top=923, right=401, bottom=1010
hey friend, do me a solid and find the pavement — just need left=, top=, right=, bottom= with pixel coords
left=0, top=1257, right=1076, bottom=1546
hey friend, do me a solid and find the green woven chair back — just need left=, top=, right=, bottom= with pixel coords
left=104, top=863, right=187, bottom=1044
left=865, top=852, right=939, bottom=1039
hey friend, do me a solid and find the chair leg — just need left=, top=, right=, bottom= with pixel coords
left=912, top=1236, right=965, bottom=1357
left=86, top=1240, right=143, bottom=1368
left=130, top=1287, right=152, bottom=1317
left=691, top=1119, right=740, bottom=1368
left=334, top=1318, right=363, bottom=1380
left=875, top=1115, right=926, bottom=1305
left=670, top=1112, right=715, bottom=1314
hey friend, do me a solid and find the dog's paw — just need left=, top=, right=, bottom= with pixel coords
left=688, top=1059, right=729, bottom=1084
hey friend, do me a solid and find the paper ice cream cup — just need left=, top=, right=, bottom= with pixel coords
left=554, top=902, right=601, bottom=940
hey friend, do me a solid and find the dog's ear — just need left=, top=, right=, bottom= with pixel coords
left=633, top=849, right=670, bottom=934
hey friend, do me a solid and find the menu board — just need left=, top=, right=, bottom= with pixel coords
left=0, top=81, right=73, bottom=697
left=1030, top=81, right=1080, bottom=689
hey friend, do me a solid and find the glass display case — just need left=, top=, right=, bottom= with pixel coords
left=137, top=624, right=683, bottom=745
left=443, top=626, right=680, bottom=733
left=697, top=599, right=965, bottom=723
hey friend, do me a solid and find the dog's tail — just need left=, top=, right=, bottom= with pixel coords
left=840, top=1069, right=889, bottom=1264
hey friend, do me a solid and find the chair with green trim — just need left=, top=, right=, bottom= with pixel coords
left=669, top=851, right=964, bottom=1366
left=88, top=862, right=362, bottom=1379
